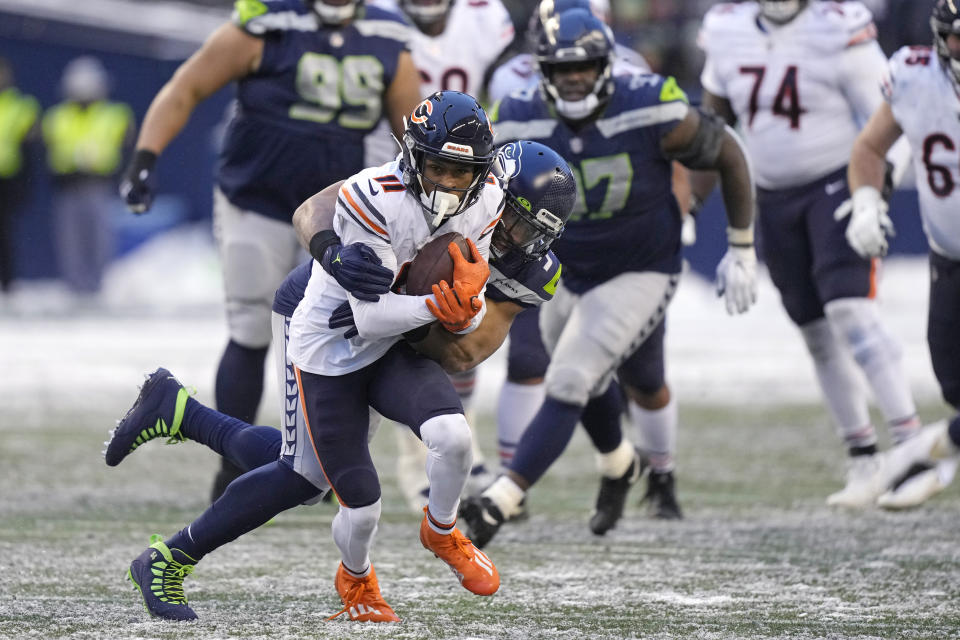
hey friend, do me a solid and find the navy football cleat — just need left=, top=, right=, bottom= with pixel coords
left=458, top=495, right=505, bottom=550
left=104, top=368, right=189, bottom=466
left=128, top=534, right=198, bottom=621
left=642, top=470, right=684, bottom=520
left=589, top=448, right=645, bottom=535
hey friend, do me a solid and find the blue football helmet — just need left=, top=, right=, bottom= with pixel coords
left=537, top=8, right=615, bottom=121
left=491, top=140, right=577, bottom=267
left=757, top=0, right=809, bottom=24
left=305, top=0, right=363, bottom=25
left=401, top=90, right=496, bottom=228
left=932, top=0, right=960, bottom=85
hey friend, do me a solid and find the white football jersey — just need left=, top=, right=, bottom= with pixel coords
left=699, top=1, right=886, bottom=189
left=487, top=43, right=650, bottom=103
left=884, top=46, right=960, bottom=261
left=288, top=159, right=505, bottom=375
left=364, top=0, right=515, bottom=165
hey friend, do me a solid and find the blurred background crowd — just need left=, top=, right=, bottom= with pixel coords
left=0, top=0, right=938, bottom=302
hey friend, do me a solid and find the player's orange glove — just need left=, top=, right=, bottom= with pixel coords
left=427, top=280, right=483, bottom=332
left=450, top=238, right=489, bottom=298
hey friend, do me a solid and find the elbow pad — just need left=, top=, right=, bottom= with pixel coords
left=667, top=109, right=726, bottom=170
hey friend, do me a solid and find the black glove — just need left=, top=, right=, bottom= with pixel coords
left=318, top=240, right=394, bottom=302
left=119, top=149, right=158, bottom=214
left=328, top=300, right=359, bottom=339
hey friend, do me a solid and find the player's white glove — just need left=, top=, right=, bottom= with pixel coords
left=716, top=239, right=757, bottom=315
left=681, top=212, right=697, bottom=247
left=834, top=185, right=894, bottom=259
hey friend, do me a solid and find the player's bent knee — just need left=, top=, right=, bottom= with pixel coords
left=824, top=298, right=900, bottom=366
left=420, top=414, right=472, bottom=469
left=226, top=300, right=273, bottom=347
left=942, top=380, right=960, bottom=411
left=507, top=346, right=549, bottom=381
left=329, top=465, right=381, bottom=508
left=545, top=365, right=592, bottom=407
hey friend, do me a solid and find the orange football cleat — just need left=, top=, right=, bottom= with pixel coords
left=328, top=563, right=400, bottom=623
left=419, top=507, right=500, bottom=596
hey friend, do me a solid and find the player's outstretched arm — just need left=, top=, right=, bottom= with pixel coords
left=120, top=23, right=262, bottom=213
left=838, top=102, right=904, bottom=258
left=293, top=180, right=393, bottom=301
left=849, top=102, right=903, bottom=194
left=662, top=104, right=757, bottom=314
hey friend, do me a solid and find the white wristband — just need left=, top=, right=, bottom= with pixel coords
left=726, top=225, right=754, bottom=246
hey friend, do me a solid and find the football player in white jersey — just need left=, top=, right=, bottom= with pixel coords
left=486, top=0, right=649, bottom=103
left=843, top=0, right=960, bottom=508
left=286, top=91, right=505, bottom=618
left=697, top=0, right=923, bottom=508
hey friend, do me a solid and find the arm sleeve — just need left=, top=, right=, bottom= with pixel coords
left=333, top=202, right=439, bottom=340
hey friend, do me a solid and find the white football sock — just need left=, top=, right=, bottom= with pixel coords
left=800, top=317, right=876, bottom=449
left=628, top=396, right=677, bottom=472
left=420, top=413, right=472, bottom=524
left=482, top=474, right=526, bottom=520
left=332, top=500, right=381, bottom=577
left=496, top=381, right=545, bottom=469
left=394, top=423, right=429, bottom=508
left=595, top=438, right=636, bottom=479
left=824, top=297, right=918, bottom=442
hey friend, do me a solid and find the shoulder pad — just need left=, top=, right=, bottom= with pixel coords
left=353, top=17, right=413, bottom=43
left=883, top=45, right=934, bottom=102
left=233, top=0, right=315, bottom=35
left=488, top=250, right=562, bottom=306
left=698, top=2, right=756, bottom=51
left=337, top=169, right=404, bottom=243
left=809, top=1, right=877, bottom=49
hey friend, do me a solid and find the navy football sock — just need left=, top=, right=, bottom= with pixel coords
left=215, top=340, right=269, bottom=423
left=182, top=400, right=281, bottom=471
left=509, top=397, right=582, bottom=486
left=580, top=381, right=625, bottom=454
left=166, top=461, right=319, bottom=561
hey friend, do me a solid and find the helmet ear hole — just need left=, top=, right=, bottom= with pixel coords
left=491, top=141, right=578, bottom=263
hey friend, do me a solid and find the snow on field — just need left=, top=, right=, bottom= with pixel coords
left=0, top=224, right=943, bottom=425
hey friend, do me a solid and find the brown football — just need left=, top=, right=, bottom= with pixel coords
left=405, top=232, right=471, bottom=295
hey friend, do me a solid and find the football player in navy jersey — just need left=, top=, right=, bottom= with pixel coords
left=118, top=0, right=423, bottom=502
left=104, top=136, right=577, bottom=622
left=459, top=8, right=758, bottom=547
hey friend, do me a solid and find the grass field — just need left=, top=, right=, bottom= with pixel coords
left=3, top=399, right=959, bottom=640
left=2, top=253, right=956, bottom=639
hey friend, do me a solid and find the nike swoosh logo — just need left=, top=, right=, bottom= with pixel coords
left=368, top=179, right=379, bottom=195
left=825, top=180, right=846, bottom=195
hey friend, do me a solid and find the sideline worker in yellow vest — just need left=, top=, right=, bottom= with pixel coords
left=42, top=56, right=134, bottom=296
left=0, top=58, right=39, bottom=293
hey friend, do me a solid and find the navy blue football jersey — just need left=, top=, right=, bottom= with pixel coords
left=492, top=74, right=688, bottom=293
left=486, top=250, right=562, bottom=308
left=218, top=0, right=411, bottom=222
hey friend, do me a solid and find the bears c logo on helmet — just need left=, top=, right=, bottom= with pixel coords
left=410, top=99, right=434, bottom=128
